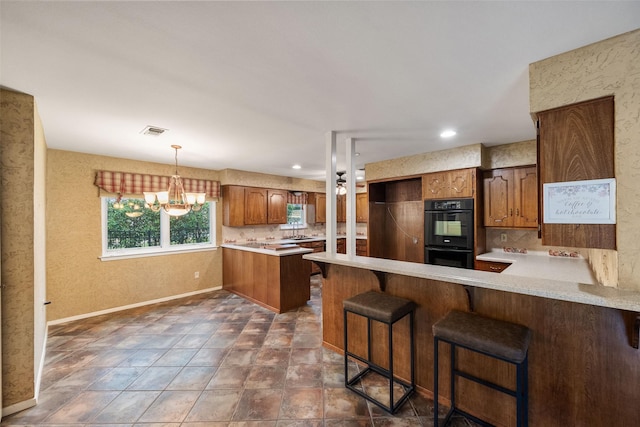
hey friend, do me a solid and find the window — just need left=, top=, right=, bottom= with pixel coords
left=282, top=203, right=307, bottom=230
left=101, top=197, right=216, bottom=259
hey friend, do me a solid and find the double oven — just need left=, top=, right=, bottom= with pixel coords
left=424, top=198, right=474, bottom=269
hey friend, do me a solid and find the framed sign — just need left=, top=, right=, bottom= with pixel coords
left=543, top=178, right=616, bottom=224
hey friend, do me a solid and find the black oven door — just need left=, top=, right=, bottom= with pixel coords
left=425, top=247, right=474, bottom=269
left=425, top=209, right=473, bottom=249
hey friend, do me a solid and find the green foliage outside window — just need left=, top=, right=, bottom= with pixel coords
left=106, top=198, right=211, bottom=250
left=287, top=203, right=303, bottom=225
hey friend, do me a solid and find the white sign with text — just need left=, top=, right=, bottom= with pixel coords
left=543, top=178, right=616, bottom=224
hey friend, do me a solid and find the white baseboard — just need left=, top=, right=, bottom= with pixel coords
left=48, top=286, right=223, bottom=326
left=2, top=397, right=37, bottom=418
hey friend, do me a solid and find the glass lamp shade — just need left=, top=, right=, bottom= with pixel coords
left=163, top=205, right=191, bottom=216
left=336, top=185, right=347, bottom=195
left=156, top=191, right=169, bottom=204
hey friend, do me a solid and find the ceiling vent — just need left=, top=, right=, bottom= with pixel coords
left=141, top=125, right=168, bottom=136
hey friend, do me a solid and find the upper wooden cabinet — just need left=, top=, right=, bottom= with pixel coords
left=483, top=166, right=538, bottom=229
left=244, top=187, right=268, bottom=225
left=267, top=189, right=288, bottom=224
left=423, top=168, right=475, bottom=200
left=222, top=185, right=246, bottom=227
left=222, top=185, right=288, bottom=226
left=356, top=193, right=368, bottom=223
left=309, top=192, right=326, bottom=223
left=336, top=194, right=346, bottom=223
left=538, top=96, right=615, bottom=249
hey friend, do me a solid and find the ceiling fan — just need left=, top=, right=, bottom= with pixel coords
left=336, top=171, right=365, bottom=195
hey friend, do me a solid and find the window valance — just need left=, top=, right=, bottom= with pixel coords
left=287, top=192, right=308, bottom=204
left=95, top=170, right=221, bottom=198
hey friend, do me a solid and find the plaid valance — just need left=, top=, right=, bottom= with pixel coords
left=95, top=170, right=221, bottom=198
left=287, top=192, right=308, bottom=204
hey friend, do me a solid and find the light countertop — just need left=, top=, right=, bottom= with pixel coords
left=222, top=243, right=313, bottom=256
left=476, top=250, right=597, bottom=284
left=303, top=252, right=640, bottom=312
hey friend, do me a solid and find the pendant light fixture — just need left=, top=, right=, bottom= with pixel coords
left=336, top=171, right=347, bottom=195
left=143, top=145, right=206, bottom=217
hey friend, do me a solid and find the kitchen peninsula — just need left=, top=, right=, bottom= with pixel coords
left=222, top=242, right=313, bottom=313
left=305, top=252, right=640, bottom=426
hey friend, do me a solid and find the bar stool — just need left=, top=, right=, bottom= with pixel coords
left=433, top=310, right=531, bottom=427
left=343, top=290, right=416, bottom=413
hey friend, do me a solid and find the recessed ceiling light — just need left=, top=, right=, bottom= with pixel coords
left=292, top=164, right=302, bottom=169
left=440, top=129, right=457, bottom=138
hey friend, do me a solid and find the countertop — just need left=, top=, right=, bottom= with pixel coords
left=222, top=243, right=313, bottom=256
left=476, top=250, right=597, bottom=284
left=302, top=252, right=640, bottom=312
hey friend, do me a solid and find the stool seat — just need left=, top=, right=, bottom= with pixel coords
left=433, top=310, right=531, bottom=363
left=343, top=291, right=416, bottom=323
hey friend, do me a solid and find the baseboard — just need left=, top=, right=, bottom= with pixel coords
left=48, top=286, right=223, bottom=326
left=2, top=397, right=37, bottom=418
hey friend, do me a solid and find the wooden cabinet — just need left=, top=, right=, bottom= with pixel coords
left=356, top=193, right=368, bottom=223
left=538, top=96, right=615, bottom=249
left=483, top=166, right=538, bottom=228
left=244, top=187, right=267, bottom=225
left=267, top=189, right=288, bottom=224
left=299, top=240, right=325, bottom=274
left=336, top=194, right=346, bottom=223
left=475, top=260, right=511, bottom=273
left=337, top=238, right=346, bottom=254
left=309, top=192, right=326, bottom=223
left=423, top=168, right=475, bottom=200
left=356, top=239, right=367, bottom=256
left=222, top=185, right=246, bottom=227
left=222, top=186, right=289, bottom=226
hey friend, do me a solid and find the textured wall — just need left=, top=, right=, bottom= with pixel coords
left=46, top=150, right=224, bottom=321
left=365, top=143, right=483, bottom=182
left=530, top=28, right=640, bottom=290
left=219, top=168, right=325, bottom=192
left=484, top=140, right=537, bottom=169
left=0, top=90, right=36, bottom=407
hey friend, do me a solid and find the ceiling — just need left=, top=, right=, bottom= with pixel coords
left=2, top=2, right=639, bottom=182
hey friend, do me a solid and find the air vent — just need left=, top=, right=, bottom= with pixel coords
left=141, top=125, right=168, bottom=136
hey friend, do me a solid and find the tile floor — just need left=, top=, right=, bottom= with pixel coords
left=1, top=276, right=476, bottom=426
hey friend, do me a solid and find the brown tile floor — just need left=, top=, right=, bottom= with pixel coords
left=1, top=276, right=475, bottom=427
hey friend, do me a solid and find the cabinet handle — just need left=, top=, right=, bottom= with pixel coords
left=489, top=266, right=501, bottom=271
left=516, top=208, right=520, bottom=217
left=509, top=208, right=513, bottom=217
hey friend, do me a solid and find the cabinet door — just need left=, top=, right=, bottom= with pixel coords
left=423, top=172, right=449, bottom=200
left=475, top=260, right=511, bottom=273
left=337, top=238, right=346, bottom=254
left=336, top=194, right=346, bottom=223
left=448, top=168, right=475, bottom=198
left=244, top=188, right=268, bottom=225
left=222, top=185, right=246, bottom=227
left=315, top=193, right=326, bottom=223
left=483, top=169, right=514, bottom=227
left=267, top=190, right=288, bottom=224
left=356, top=193, right=368, bottom=223
left=538, top=96, right=615, bottom=249
left=513, top=167, right=538, bottom=228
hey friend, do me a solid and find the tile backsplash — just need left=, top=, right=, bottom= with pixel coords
left=222, top=223, right=367, bottom=243
left=485, top=229, right=587, bottom=259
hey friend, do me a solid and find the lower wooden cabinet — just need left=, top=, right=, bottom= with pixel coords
left=475, top=260, right=511, bottom=273
left=298, top=240, right=325, bottom=274
left=356, top=239, right=367, bottom=256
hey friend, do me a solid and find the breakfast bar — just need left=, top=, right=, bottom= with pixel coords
left=304, top=252, right=640, bottom=426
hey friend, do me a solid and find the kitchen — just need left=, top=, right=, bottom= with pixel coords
left=2, top=3, right=640, bottom=426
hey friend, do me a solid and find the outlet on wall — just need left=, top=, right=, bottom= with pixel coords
left=194, top=271, right=199, bottom=279
left=500, top=233, right=507, bottom=242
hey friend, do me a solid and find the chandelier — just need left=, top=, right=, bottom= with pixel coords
left=143, top=145, right=206, bottom=217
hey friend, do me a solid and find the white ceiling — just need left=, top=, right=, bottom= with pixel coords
left=2, top=1, right=639, bottom=181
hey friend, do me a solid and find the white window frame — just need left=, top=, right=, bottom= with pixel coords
left=280, top=203, right=308, bottom=231
left=100, top=197, right=217, bottom=261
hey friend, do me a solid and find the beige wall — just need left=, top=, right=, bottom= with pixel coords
left=366, top=143, right=483, bottom=182
left=0, top=89, right=42, bottom=409
left=530, top=28, right=640, bottom=290
left=46, top=150, right=224, bottom=321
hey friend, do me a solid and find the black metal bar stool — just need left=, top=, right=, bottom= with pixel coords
left=433, top=310, right=531, bottom=427
left=343, top=290, right=416, bottom=413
